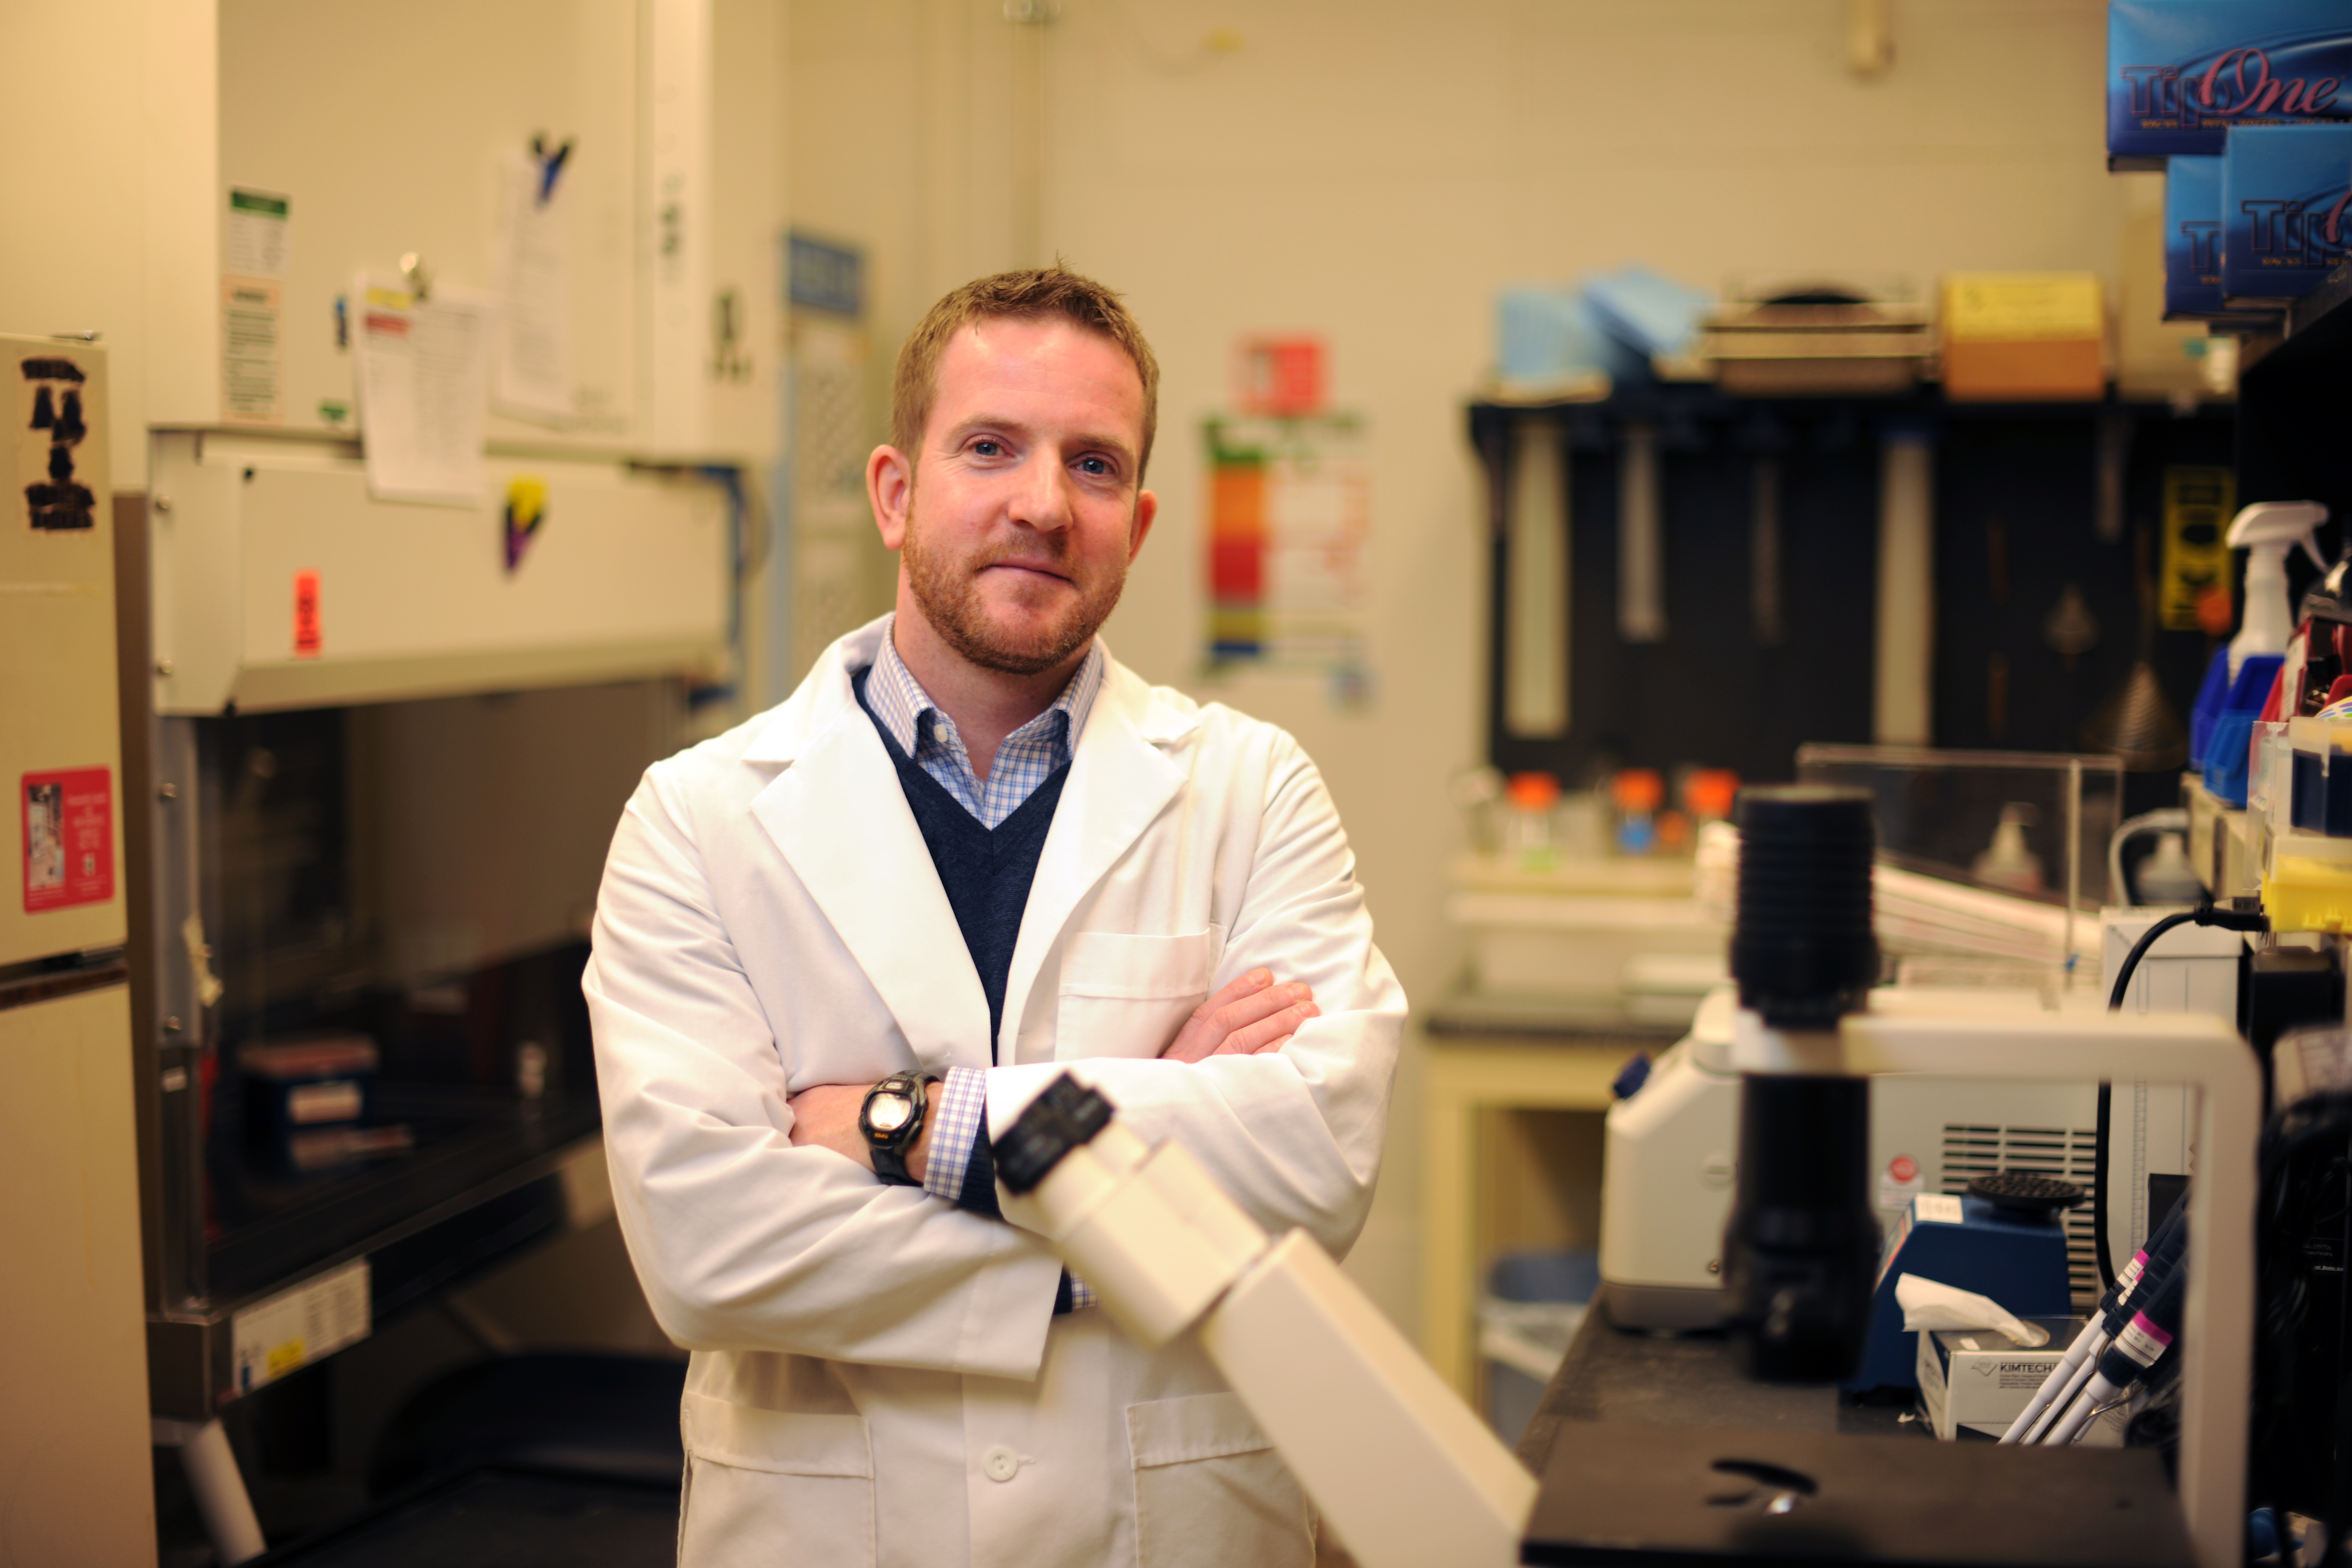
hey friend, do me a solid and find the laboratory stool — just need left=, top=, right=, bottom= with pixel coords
left=370, top=1352, right=687, bottom=1496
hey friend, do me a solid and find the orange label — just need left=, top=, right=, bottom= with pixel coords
left=294, top=570, right=322, bottom=656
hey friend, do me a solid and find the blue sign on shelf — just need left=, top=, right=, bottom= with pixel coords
left=788, top=233, right=864, bottom=317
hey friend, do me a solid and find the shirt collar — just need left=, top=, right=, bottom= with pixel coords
left=865, top=612, right=1105, bottom=759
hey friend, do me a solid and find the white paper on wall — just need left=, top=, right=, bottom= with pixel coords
left=493, top=150, right=576, bottom=424
left=351, top=274, right=495, bottom=506
left=222, top=189, right=291, bottom=425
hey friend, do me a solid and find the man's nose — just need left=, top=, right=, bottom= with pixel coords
left=1008, top=452, right=1076, bottom=533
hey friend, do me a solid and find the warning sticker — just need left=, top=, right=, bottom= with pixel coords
left=22, top=768, right=113, bottom=912
left=231, top=1258, right=370, bottom=1397
left=294, top=570, right=322, bottom=656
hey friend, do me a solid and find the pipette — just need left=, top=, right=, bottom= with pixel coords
left=2021, top=1210, right=2188, bottom=1445
left=2040, top=1263, right=2188, bottom=1447
left=2001, top=1197, right=2187, bottom=1444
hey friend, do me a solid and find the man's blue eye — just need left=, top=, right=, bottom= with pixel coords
left=972, top=439, right=1001, bottom=457
left=1079, top=457, right=1109, bottom=476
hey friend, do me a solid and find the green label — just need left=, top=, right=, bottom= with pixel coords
left=229, top=189, right=289, bottom=218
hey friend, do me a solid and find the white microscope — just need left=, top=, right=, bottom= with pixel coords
left=994, top=788, right=2256, bottom=1568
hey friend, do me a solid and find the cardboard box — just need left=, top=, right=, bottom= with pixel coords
left=2221, top=124, right=2352, bottom=303
left=2166, top=156, right=2230, bottom=317
left=1916, top=1320, right=2124, bottom=1444
left=2109, top=0, right=2352, bottom=170
left=1939, top=274, right=2106, bottom=401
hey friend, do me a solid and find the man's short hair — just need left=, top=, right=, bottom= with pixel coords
left=891, top=264, right=1161, bottom=476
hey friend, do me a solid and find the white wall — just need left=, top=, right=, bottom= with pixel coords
left=2, top=0, right=219, bottom=488
left=796, top=0, right=2128, bottom=1335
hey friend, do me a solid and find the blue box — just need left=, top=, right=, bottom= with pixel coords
left=1495, top=287, right=1644, bottom=392
left=2110, top=0, right=2352, bottom=169
left=2221, top=124, right=2352, bottom=301
left=2165, top=155, right=2231, bottom=314
left=1844, top=1192, right=2074, bottom=1395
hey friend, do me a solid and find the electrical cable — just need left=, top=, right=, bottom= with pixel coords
left=2097, top=900, right=2264, bottom=1287
left=2094, top=1081, right=2115, bottom=1292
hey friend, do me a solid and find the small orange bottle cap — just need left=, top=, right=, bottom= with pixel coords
left=1506, top=772, right=1562, bottom=811
left=1612, top=768, right=1664, bottom=812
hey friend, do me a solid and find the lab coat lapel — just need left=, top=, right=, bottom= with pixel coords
left=747, top=666, right=993, bottom=1071
left=997, top=660, right=1192, bottom=1059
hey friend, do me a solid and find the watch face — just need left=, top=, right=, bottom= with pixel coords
left=868, top=1092, right=913, bottom=1135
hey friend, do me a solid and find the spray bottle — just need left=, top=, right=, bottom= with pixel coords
left=2230, top=502, right=2328, bottom=674
left=2192, top=500, right=2328, bottom=802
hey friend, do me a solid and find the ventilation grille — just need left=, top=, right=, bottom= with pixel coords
left=1939, top=1122, right=2100, bottom=1311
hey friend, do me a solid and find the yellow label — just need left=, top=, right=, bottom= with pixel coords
left=363, top=286, right=413, bottom=311
left=2159, top=466, right=2235, bottom=632
left=1942, top=273, right=2104, bottom=343
left=265, top=1339, right=308, bottom=1380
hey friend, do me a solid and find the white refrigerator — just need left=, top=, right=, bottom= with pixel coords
left=0, top=333, right=156, bottom=1566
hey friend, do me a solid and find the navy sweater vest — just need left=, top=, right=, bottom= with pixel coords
left=853, top=667, right=1071, bottom=1239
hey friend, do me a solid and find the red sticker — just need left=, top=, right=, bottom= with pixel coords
left=23, top=768, right=114, bottom=912
left=1889, top=1155, right=1918, bottom=1183
left=294, top=570, right=322, bottom=657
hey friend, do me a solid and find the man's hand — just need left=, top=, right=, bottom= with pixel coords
left=1161, top=968, right=1319, bottom=1064
left=787, top=1080, right=930, bottom=1184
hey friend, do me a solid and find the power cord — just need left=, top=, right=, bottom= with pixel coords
left=2105, top=900, right=2270, bottom=1012
left=2096, top=899, right=2270, bottom=1288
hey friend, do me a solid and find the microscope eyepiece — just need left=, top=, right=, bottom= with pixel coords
left=1730, top=785, right=1878, bottom=1027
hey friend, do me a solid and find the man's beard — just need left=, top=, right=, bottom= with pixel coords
left=901, top=502, right=1128, bottom=677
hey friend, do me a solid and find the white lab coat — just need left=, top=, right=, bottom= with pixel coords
left=584, top=616, right=1405, bottom=1568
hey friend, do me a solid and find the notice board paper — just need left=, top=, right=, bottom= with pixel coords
left=226, top=188, right=290, bottom=279
left=221, top=189, right=291, bottom=425
left=494, top=150, right=576, bottom=423
left=222, top=278, right=284, bottom=425
left=352, top=275, right=495, bottom=506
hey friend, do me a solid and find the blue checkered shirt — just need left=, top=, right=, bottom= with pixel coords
left=866, top=618, right=1102, bottom=1308
left=863, top=615, right=1105, bottom=830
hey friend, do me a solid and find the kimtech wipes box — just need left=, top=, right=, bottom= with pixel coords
left=2221, top=124, right=2352, bottom=302
left=2110, top=0, right=2352, bottom=170
left=1917, top=1320, right=2123, bottom=1444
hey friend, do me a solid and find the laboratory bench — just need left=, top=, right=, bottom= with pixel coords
left=1514, top=1301, right=2197, bottom=1568
left=1419, top=996, right=1680, bottom=1400
left=1514, top=1297, right=1918, bottom=1471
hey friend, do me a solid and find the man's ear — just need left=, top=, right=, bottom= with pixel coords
left=868, top=444, right=914, bottom=550
left=1127, top=488, right=1159, bottom=563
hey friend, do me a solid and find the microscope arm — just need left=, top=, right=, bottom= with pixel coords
left=998, top=1091, right=1538, bottom=1568
left=1732, top=1005, right=2259, bottom=1568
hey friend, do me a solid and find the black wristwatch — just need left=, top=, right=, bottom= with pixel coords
left=860, top=1070, right=940, bottom=1186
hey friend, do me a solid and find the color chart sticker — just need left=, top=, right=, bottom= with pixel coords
left=22, top=768, right=113, bottom=912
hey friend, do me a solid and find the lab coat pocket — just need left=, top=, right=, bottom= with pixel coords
left=1056, top=928, right=1221, bottom=1060
left=1127, top=1392, right=1312, bottom=1568
left=679, top=1391, right=874, bottom=1568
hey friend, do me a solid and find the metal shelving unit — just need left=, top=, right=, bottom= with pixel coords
left=1465, top=384, right=2237, bottom=796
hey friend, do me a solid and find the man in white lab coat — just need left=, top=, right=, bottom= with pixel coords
left=585, top=266, right=1405, bottom=1568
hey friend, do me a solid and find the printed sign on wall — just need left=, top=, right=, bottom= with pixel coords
left=1204, top=411, right=1370, bottom=695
